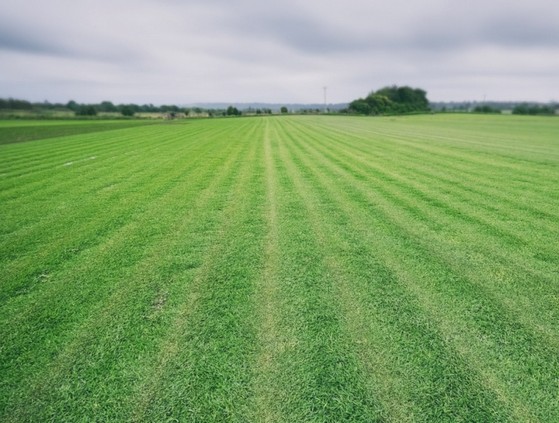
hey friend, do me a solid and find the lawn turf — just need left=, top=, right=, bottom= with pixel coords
left=1, top=114, right=558, bottom=422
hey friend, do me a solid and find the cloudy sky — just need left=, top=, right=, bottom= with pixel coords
left=1, top=0, right=558, bottom=104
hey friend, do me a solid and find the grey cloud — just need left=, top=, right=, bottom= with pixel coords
left=217, top=1, right=559, bottom=57
left=0, top=23, right=72, bottom=56
left=0, top=0, right=557, bottom=103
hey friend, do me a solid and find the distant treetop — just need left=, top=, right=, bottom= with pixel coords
left=349, top=85, right=430, bottom=115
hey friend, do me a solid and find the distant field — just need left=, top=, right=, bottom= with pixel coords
left=1, top=115, right=558, bottom=422
left=0, top=120, right=159, bottom=145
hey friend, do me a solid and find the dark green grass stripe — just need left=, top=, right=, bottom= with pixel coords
left=278, top=118, right=517, bottom=422
left=0, top=123, right=223, bottom=198
left=283, top=119, right=559, bottom=421
left=290, top=119, right=559, bottom=331
left=295, top=118, right=559, bottom=222
left=0, top=123, right=237, bottom=253
left=126, top=120, right=267, bottom=422
left=255, top=119, right=384, bottom=422
left=289, top=119, right=559, bottom=275
left=287, top=121, right=559, bottom=342
left=307, top=117, right=559, bottom=203
left=0, top=121, right=256, bottom=421
left=0, top=130, right=236, bottom=304
left=0, top=120, right=160, bottom=145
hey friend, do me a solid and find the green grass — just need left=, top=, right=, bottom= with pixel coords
left=0, top=120, right=160, bottom=145
left=1, top=114, right=558, bottom=422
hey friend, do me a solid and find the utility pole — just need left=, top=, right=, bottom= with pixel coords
left=323, top=86, right=328, bottom=113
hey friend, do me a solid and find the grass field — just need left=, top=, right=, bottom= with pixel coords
left=1, top=114, right=558, bottom=422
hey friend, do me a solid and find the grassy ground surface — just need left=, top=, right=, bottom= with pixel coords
left=0, top=120, right=160, bottom=145
left=1, top=115, right=558, bottom=422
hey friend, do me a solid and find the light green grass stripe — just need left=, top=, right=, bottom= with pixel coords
left=0, top=122, right=237, bottom=256
left=254, top=118, right=384, bottom=422
left=288, top=120, right=559, bottom=347
left=294, top=117, right=559, bottom=222
left=0, top=122, right=250, bottom=420
left=0, top=126, right=238, bottom=304
left=250, top=119, right=289, bottom=423
left=278, top=117, right=515, bottom=422
left=0, top=123, right=220, bottom=200
left=284, top=118, right=558, bottom=421
left=127, top=120, right=266, bottom=422
left=307, top=116, right=559, bottom=200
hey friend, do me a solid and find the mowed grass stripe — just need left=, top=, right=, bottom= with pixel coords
left=0, top=122, right=238, bottom=243
left=0, top=125, right=163, bottom=177
left=0, top=122, right=249, bottom=304
left=326, top=115, right=559, bottom=164
left=0, top=121, right=180, bottom=168
left=292, top=117, right=559, bottom=336
left=1, top=115, right=558, bottom=422
left=0, top=122, right=254, bottom=420
left=0, top=123, right=226, bottom=211
left=0, top=121, right=240, bottom=257
left=250, top=119, right=290, bottom=423
left=290, top=117, right=559, bottom=286
left=0, top=123, right=217, bottom=200
left=256, top=119, right=382, bottom=422
left=0, top=120, right=158, bottom=145
left=309, top=116, right=559, bottom=207
left=298, top=117, right=559, bottom=222
left=286, top=119, right=559, bottom=346
left=290, top=118, right=559, bottom=281
left=128, top=119, right=266, bottom=422
left=17, top=122, right=259, bottom=422
left=276, top=118, right=514, bottom=421
left=281, top=117, right=558, bottom=421
left=355, top=119, right=559, bottom=200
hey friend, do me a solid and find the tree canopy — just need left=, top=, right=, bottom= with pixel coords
left=349, top=85, right=430, bottom=115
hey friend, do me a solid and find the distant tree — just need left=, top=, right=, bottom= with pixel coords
left=280, top=106, right=288, bottom=114
left=348, top=99, right=372, bottom=115
left=66, top=100, right=79, bottom=112
left=226, top=106, right=240, bottom=116
left=99, top=101, right=117, bottom=112
left=75, top=105, right=97, bottom=116
left=349, top=85, right=429, bottom=115
left=161, top=105, right=179, bottom=113
left=473, top=105, right=500, bottom=114
left=512, top=104, right=556, bottom=115
left=120, top=106, right=135, bottom=117
left=0, top=98, right=32, bottom=110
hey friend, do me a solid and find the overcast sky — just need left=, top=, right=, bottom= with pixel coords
left=1, top=0, right=558, bottom=104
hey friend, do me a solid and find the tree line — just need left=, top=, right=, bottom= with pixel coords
left=0, top=98, right=261, bottom=118
left=348, top=86, right=430, bottom=115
